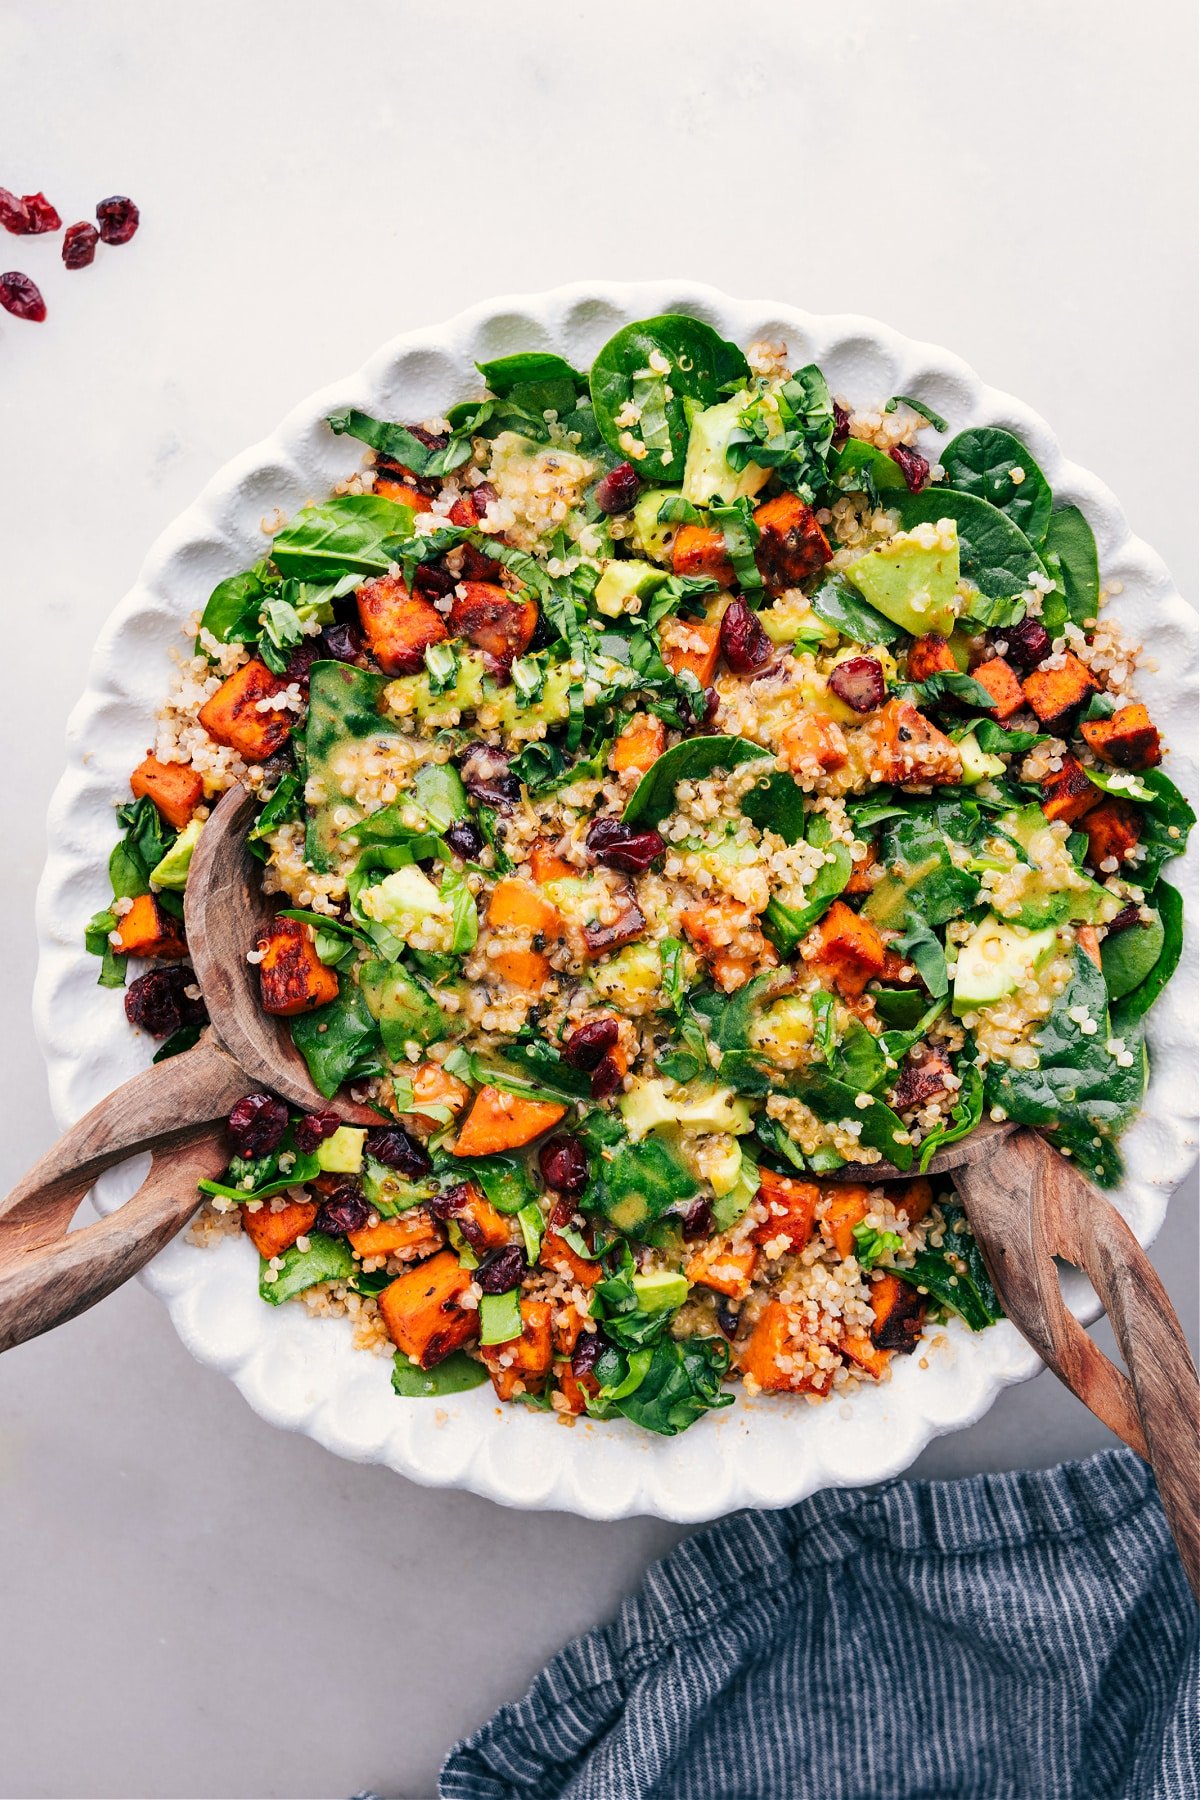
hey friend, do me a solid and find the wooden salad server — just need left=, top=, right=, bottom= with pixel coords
left=0, top=783, right=382, bottom=1355
left=837, top=1123, right=1200, bottom=1597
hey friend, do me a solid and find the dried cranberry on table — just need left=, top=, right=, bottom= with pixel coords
left=62, top=222, right=99, bottom=269
left=1005, top=616, right=1051, bottom=671
left=719, top=597, right=773, bottom=674
left=0, top=189, right=31, bottom=233
left=476, top=1243, right=529, bottom=1295
left=226, top=1093, right=289, bottom=1157
left=539, top=1134, right=589, bottom=1196
left=459, top=743, right=521, bottom=810
left=594, top=462, right=641, bottom=515
left=96, top=194, right=139, bottom=245
left=0, top=272, right=46, bottom=321
left=21, top=192, right=61, bottom=233
left=124, top=965, right=207, bottom=1038
left=314, top=1178, right=371, bottom=1237
left=585, top=817, right=665, bottom=873
left=828, top=655, right=886, bottom=712
left=563, top=1017, right=620, bottom=1070
left=888, top=442, right=930, bottom=493
left=293, top=1108, right=342, bottom=1153
left=365, top=1124, right=431, bottom=1177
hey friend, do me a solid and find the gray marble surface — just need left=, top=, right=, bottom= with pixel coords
left=1, top=3, right=1195, bottom=1795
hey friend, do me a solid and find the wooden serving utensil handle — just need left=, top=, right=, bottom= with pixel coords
left=956, top=1129, right=1199, bottom=1599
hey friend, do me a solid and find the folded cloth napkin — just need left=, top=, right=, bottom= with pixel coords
left=438, top=1450, right=1197, bottom=1800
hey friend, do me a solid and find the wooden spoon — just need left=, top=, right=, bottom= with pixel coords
left=834, top=1123, right=1200, bottom=1597
left=0, top=783, right=382, bottom=1353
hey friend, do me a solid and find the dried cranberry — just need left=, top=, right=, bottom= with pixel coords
left=1106, top=902, right=1143, bottom=937
left=1006, top=616, right=1051, bottom=671
left=888, top=443, right=930, bottom=493
left=320, top=621, right=369, bottom=666
left=62, top=222, right=99, bottom=269
left=445, top=818, right=484, bottom=860
left=282, top=638, right=322, bottom=687
left=585, top=817, right=665, bottom=874
left=590, top=1054, right=624, bottom=1100
left=686, top=685, right=721, bottom=732
left=21, top=192, right=61, bottom=233
left=427, top=1182, right=469, bottom=1222
left=365, top=1125, right=431, bottom=1177
left=719, top=598, right=773, bottom=674
left=459, top=744, right=521, bottom=810
left=594, top=463, right=641, bottom=515
left=573, top=1331, right=606, bottom=1377
left=476, top=1244, right=528, bottom=1295
left=563, top=1017, right=620, bottom=1071
left=0, top=189, right=31, bottom=233
left=96, top=195, right=139, bottom=245
left=227, top=1094, right=289, bottom=1157
left=832, top=399, right=851, bottom=445
left=412, top=561, right=457, bottom=604
left=539, top=1134, right=589, bottom=1196
left=124, top=965, right=207, bottom=1038
left=293, top=1108, right=342, bottom=1153
left=0, top=272, right=46, bottom=322
left=715, top=1298, right=742, bottom=1340
left=314, top=1179, right=371, bottom=1237
left=677, top=1196, right=713, bottom=1240
left=828, top=655, right=886, bottom=712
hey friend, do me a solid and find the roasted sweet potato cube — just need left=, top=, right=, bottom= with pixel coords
left=739, top=1300, right=835, bottom=1394
left=491, top=948, right=552, bottom=991
left=840, top=1330, right=891, bottom=1379
left=752, top=492, right=832, bottom=592
left=356, top=572, right=448, bottom=676
left=906, top=634, right=958, bottom=682
left=1041, top=754, right=1101, bottom=824
left=130, top=754, right=204, bottom=830
left=1082, top=797, right=1142, bottom=870
left=348, top=1211, right=444, bottom=1260
left=872, top=699, right=962, bottom=787
left=440, top=1180, right=511, bottom=1254
left=1021, top=652, right=1097, bottom=732
left=671, top=524, right=734, bottom=586
left=554, top=1361, right=600, bottom=1415
left=242, top=1197, right=318, bottom=1260
left=609, top=712, right=667, bottom=776
left=823, top=1185, right=871, bottom=1259
left=528, top=838, right=575, bottom=882
left=780, top=713, right=849, bottom=774
left=802, top=900, right=886, bottom=999
left=453, top=1087, right=566, bottom=1157
left=257, top=916, right=340, bottom=1016
left=891, top=1051, right=954, bottom=1113
left=582, top=890, right=647, bottom=959
left=373, top=473, right=432, bottom=512
left=482, top=1299, right=553, bottom=1399
left=869, top=1271, right=926, bottom=1354
left=407, top=1062, right=470, bottom=1118
left=893, top=1177, right=933, bottom=1226
left=540, top=1227, right=602, bottom=1289
left=447, top=581, right=538, bottom=670
left=685, top=1235, right=758, bottom=1298
left=486, top=879, right=563, bottom=941
left=198, top=658, right=294, bottom=762
left=380, top=1250, right=478, bottom=1367
left=752, top=1170, right=819, bottom=1252
left=681, top=898, right=776, bottom=992
left=971, top=657, right=1025, bottom=721
left=844, top=847, right=880, bottom=896
left=659, top=616, right=721, bottom=688
left=112, top=892, right=187, bottom=960
left=1080, top=703, right=1162, bottom=771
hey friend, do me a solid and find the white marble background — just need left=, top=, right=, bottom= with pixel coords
left=1, top=3, right=1195, bottom=1796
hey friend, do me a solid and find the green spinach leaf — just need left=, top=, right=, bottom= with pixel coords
left=894, top=488, right=1048, bottom=602
left=1110, top=883, right=1183, bottom=1029
left=622, top=735, right=770, bottom=828
left=589, top=314, right=750, bottom=482
left=391, top=1349, right=489, bottom=1396
left=890, top=1200, right=1002, bottom=1330
left=1042, top=505, right=1099, bottom=629
left=939, top=428, right=1053, bottom=549
left=271, top=495, right=416, bottom=580
left=290, top=981, right=383, bottom=1098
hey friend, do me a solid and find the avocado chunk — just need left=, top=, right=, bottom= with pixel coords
left=952, top=913, right=1058, bottom=1016
left=149, top=817, right=203, bottom=891
left=594, top=558, right=667, bottom=619
left=360, top=957, right=448, bottom=1055
left=620, top=1078, right=683, bottom=1141
left=844, top=519, right=961, bottom=639
left=359, top=866, right=447, bottom=934
left=957, top=732, right=1005, bottom=786
left=315, top=1125, right=367, bottom=1175
left=682, top=392, right=774, bottom=507
left=632, top=487, right=684, bottom=564
left=620, top=1077, right=752, bottom=1141
left=489, top=661, right=572, bottom=733
left=388, top=652, right=488, bottom=726
left=631, top=1270, right=690, bottom=1313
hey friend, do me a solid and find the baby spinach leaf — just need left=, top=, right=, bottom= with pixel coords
left=248, top=773, right=304, bottom=861
left=271, top=495, right=416, bottom=580
left=826, top=437, right=908, bottom=508
left=602, top=1335, right=733, bottom=1436
left=391, top=1349, right=489, bottom=1396
left=725, top=366, right=836, bottom=502
left=304, top=661, right=392, bottom=870
left=1042, top=505, right=1099, bottom=628
left=808, top=573, right=902, bottom=645
left=741, top=769, right=809, bottom=844
left=152, top=1023, right=203, bottom=1062
left=1122, top=770, right=1196, bottom=888
left=476, top=351, right=584, bottom=418
left=710, top=497, right=762, bottom=595
left=899, top=671, right=997, bottom=712
left=1111, top=883, right=1183, bottom=1029
left=790, top=1070, right=913, bottom=1171
left=967, top=719, right=1047, bottom=755
left=290, top=982, right=383, bottom=1098
left=916, top=1055, right=984, bottom=1172
left=833, top=1019, right=889, bottom=1093
left=259, top=1232, right=355, bottom=1305
left=198, top=559, right=275, bottom=647
left=434, top=1152, right=536, bottom=1216
left=894, top=488, right=1048, bottom=602
left=622, top=735, right=771, bottom=828
left=890, top=1200, right=1001, bottom=1330
left=893, top=912, right=949, bottom=999
left=577, top=1111, right=698, bottom=1237
left=589, top=314, right=750, bottom=481
left=1100, top=905, right=1165, bottom=1002
left=885, top=395, right=949, bottom=433
left=198, top=1127, right=322, bottom=1204
left=939, top=428, right=1053, bottom=549
left=328, top=408, right=475, bottom=479
left=84, top=908, right=126, bottom=987
left=872, top=988, right=927, bottom=1030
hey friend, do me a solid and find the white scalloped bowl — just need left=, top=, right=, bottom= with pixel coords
left=34, top=282, right=1198, bottom=1521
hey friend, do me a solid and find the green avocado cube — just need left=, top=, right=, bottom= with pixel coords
left=844, top=519, right=960, bottom=639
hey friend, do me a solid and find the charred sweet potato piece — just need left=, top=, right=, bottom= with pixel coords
left=671, top=524, right=734, bottom=586
left=844, top=846, right=880, bottom=896
left=540, top=1227, right=602, bottom=1289
left=242, top=1197, right=318, bottom=1260
left=348, top=1210, right=445, bottom=1260
left=659, top=616, right=721, bottom=688
left=582, top=889, right=647, bottom=959
left=482, top=1299, right=554, bottom=1400
left=1076, top=924, right=1102, bottom=969
left=869, top=1271, right=926, bottom=1354
left=802, top=901, right=886, bottom=1000
left=681, top=898, right=777, bottom=992
left=372, top=474, right=432, bottom=512
left=373, top=449, right=439, bottom=497
left=1021, top=653, right=1097, bottom=732
left=739, top=1300, right=835, bottom=1394
left=130, top=755, right=204, bottom=830
left=198, top=658, right=294, bottom=763
left=751, top=1170, right=819, bottom=1252
left=453, top=1087, right=566, bottom=1157
left=554, top=1361, right=600, bottom=1415
left=893, top=1177, right=933, bottom=1226
left=871, top=699, right=962, bottom=787
left=1082, top=798, right=1142, bottom=870
left=447, top=581, right=538, bottom=670
left=379, top=1250, right=478, bottom=1368
left=823, top=1185, right=871, bottom=1259
left=440, top=1180, right=511, bottom=1255
left=356, top=572, right=448, bottom=676
left=257, top=916, right=340, bottom=1016
left=906, top=634, right=958, bottom=682
left=112, top=893, right=187, bottom=960
left=1080, top=702, right=1162, bottom=771
left=685, top=1235, right=758, bottom=1299
left=528, top=838, right=575, bottom=882
left=752, top=492, right=832, bottom=593
left=890, top=1051, right=954, bottom=1113
left=780, top=713, right=849, bottom=775
left=553, top=1306, right=588, bottom=1357
left=840, top=1330, right=891, bottom=1379
left=1041, top=754, right=1101, bottom=824
left=490, top=948, right=552, bottom=991
left=486, top=879, right=563, bottom=941
left=405, top=1062, right=470, bottom=1119
left=609, top=712, right=667, bottom=776
left=971, top=657, right=1025, bottom=721
left=878, top=947, right=922, bottom=987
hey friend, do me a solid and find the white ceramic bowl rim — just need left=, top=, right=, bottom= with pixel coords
left=34, top=281, right=1199, bottom=1521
